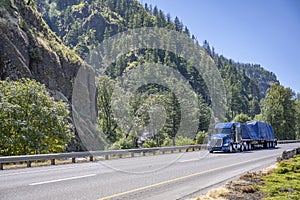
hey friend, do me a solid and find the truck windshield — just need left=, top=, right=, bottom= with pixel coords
left=215, top=128, right=232, bottom=135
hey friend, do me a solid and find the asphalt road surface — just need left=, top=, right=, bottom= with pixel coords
left=1, top=143, right=299, bottom=200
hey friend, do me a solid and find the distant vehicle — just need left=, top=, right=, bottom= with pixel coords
left=208, top=121, right=277, bottom=153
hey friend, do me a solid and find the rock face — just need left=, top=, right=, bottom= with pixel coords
left=0, top=0, right=83, bottom=101
left=0, top=0, right=98, bottom=151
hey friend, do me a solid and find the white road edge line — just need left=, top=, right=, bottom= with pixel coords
left=29, top=174, right=96, bottom=186
left=178, top=158, right=199, bottom=163
left=1, top=163, right=98, bottom=177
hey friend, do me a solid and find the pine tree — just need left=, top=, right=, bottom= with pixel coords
left=174, top=16, right=183, bottom=31
left=261, top=83, right=296, bottom=139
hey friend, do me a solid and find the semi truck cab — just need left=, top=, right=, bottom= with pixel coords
left=208, top=122, right=242, bottom=153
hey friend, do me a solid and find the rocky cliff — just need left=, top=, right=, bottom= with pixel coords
left=0, top=0, right=83, bottom=101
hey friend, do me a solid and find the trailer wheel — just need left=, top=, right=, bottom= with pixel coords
left=248, top=143, right=252, bottom=150
left=263, top=142, right=266, bottom=148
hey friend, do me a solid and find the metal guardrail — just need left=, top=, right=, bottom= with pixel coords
left=1, top=140, right=299, bottom=170
left=277, top=140, right=300, bottom=144
left=0, top=144, right=206, bottom=170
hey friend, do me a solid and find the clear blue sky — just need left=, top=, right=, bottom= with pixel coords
left=139, top=0, right=300, bottom=94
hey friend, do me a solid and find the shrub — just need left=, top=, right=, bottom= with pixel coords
left=175, top=136, right=195, bottom=146
left=0, top=78, right=73, bottom=155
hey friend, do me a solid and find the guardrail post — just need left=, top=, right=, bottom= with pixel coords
left=131, top=152, right=134, bottom=157
left=72, top=157, right=76, bottom=163
left=51, top=159, right=55, bottom=165
left=0, top=163, right=3, bottom=170
left=90, top=156, right=94, bottom=161
left=27, top=161, right=32, bottom=168
left=297, top=147, right=300, bottom=154
left=105, top=155, right=109, bottom=160
left=171, top=150, right=174, bottom=154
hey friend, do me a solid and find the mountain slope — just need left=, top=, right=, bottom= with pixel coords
left=35, top=0, right=279, bottom=120
left=0, top=0, right=83, bottom=101
left=0, top=0, right=281, bottom=150
left=236, top=63, right=278, bottom=98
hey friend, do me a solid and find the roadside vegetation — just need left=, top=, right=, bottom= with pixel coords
left=195, top=155, right=300, bottom=200
left=0, top=79, right=74, bottom=156
left=261, top=155, right=300, bottom=199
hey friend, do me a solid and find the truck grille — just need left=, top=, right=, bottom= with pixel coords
left=210, top=139, right=223, bottom=147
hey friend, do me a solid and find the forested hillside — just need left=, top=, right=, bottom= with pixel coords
left=34, top=0, right=278, bottom=102
left=1, top=0, right=290, bottom=154
left=33, top=0, right=281, bottom=148
left=35, top=0, right=277, bottom=116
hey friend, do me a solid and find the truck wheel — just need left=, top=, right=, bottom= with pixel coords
left=229, top=145, right=233, bottom=153
left=240, top=144, right=244, bottom=152
left=209, top=150, right=213, bottom=153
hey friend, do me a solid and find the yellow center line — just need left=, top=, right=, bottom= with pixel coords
left=98, top=154, right=275, bottom=200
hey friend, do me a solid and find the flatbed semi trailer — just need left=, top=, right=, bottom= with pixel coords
left=208, top=121, right=277, bottom=153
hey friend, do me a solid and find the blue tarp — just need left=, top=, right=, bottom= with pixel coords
left=215, top=122, right=235, bottom=129
left=241, top=121, right=275, bottom=140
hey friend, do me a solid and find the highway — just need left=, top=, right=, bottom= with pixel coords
left=0, top=143, right=299, bottom=200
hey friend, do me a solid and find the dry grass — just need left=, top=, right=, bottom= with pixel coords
left=193, top=187, right=229, bottom=200
left=192, top=164, right=278, bottom=200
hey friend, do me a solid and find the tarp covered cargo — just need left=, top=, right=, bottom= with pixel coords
left=241, top=121, right=275, bottom=140
left=215, top=122, right=236, bottom=129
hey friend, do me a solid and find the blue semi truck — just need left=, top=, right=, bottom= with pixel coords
left=208, top=121, right=277, bottom=153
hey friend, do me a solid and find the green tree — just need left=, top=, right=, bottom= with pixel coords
left=253, top=113, right=264, bottom=121
left=97, top=76, right=121, bottom=143
left=164, top=92, right=181, bottom=146
left=0, top=79, right=73, bottom=156
left=234, top=113, right=251, bottom=123
left=174, top=16, right=183, bottom=31
left=195, top=131, right=207, bottom=144
left=261, top=83, right=296, bottom=140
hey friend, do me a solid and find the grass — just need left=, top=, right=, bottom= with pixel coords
left=261, top=155, right=300, bottom=200
left=193, top=156, right=300, bottom=200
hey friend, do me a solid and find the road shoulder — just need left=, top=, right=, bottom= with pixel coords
left=192, top=164, right=277, bottom=200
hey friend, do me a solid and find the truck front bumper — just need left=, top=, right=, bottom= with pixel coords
left=208, top=146, right=230, bottom=152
